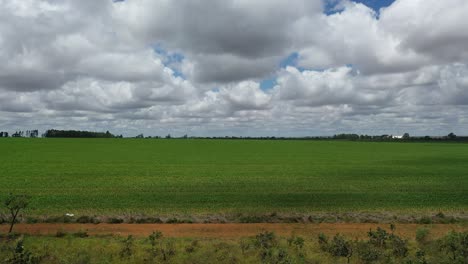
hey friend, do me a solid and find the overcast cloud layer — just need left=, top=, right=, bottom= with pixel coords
left=1, top=0, right=467, bottom=136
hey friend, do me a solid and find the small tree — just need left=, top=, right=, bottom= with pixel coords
left=368, top=227, right=389, bottom=248
left=4, top=194, right=31, bottom=233
left=329, top=234, right=353, bottom=263
left=448, top=132, right=457, bottom=140
left=149, top=231, right=163, bottom=257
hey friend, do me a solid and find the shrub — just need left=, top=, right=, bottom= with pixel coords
left=318, top=233, right=329, bottom=252
left=418, top=216, right=432, bottom=225
left=239, top=215, right=268, bottom=223
left=328, top=234, right=353, bottom=263
left=166, top=218, right=180, bottom=224
left=356, top=241, right=381, bottom=264
left=415, top=227, right=430, bottom=244
left=185, top=241, right=199, bottom=253
left=368, top=227, right=389, bottom=248
left=76, top=216, right=99, bottom=224
left=390, top=235, right=409, bottom=258
left=435, top=212, right=445, bottom=219
left=25, top=217, right=38, bottom=224
left=120, top=235, right=134, bottom=258
left=438, top=231, right=468, bottom=263
left=134, top=217, right=163, bottom=224
left=107, top=217, right=124, bottom=224
left=161, top=240, right=176, bottom=261
left=149, top=231, right=163, bottom=248
left=239, top=239, right=251, bottom=255
left=55, top=231, right=67, bottom=238
left=287, top=235, right=304, bottom=249
left=72, top=231, right=89, bottom=238
left=5, top=237, right=40, bottom=264
left=254, top=231, right=277, bottom=250
left=293, top=236, right=305, bottom=249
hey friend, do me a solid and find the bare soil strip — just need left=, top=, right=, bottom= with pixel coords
left=2, top=223, right=466, bottom=239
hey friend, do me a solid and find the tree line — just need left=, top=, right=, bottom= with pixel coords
left=1, top=129, right=466, bottom=141
left=0, top=130, right=39, bottom=138
left=43, top=129, right=118, bottom=138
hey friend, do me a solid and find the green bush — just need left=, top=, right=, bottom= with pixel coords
left=438, top=231, right=468, bottom=263
left=356, top=241, right=382, bottom=264
left=5, top=237, right=41, bottom=264
left=55, top=231, right=67, bottom=238
left=254, top=231, right=277, bottom=250
left=318, top=233, right=329, bottom=252
left=418, top=216, right=432, bottom=225
left=76, top=216, right=99, bottom=224
left=119, top=235, right=134, bottom=258
left=132, top=217, right=163, bottom=224
left=416, top=227, right=430, bottom=244
left=390, top=235, right=409, bottom=258
left=72, top=231, right=89, bottom=238
left=328, top=234, right=353, bottom=263
left=106, top=217, right=124, bottom=224
left=368, top=227, right=389, bottom=248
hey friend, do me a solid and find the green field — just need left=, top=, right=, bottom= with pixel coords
left=0, top=139, right=467, bottom=215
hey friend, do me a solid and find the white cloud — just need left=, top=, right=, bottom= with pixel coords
left=0, top=0, right=468, bottom=136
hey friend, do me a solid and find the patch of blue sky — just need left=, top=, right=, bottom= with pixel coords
left=153, top=44, right=186, bottom=79
left=324, top=0, right=396, bottom=15
left=260, top=78, right=278, bottom=91
left=260, top=51, right=331, bottom=91
left=279, top=52, right=328, bottom=72
left=280, top=52, right=299, bottom=68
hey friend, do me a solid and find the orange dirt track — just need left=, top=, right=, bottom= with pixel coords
left=2, top=223, right=467, bottom=239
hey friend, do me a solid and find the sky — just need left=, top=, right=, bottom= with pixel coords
left=1, top=0, right=468, bottom=137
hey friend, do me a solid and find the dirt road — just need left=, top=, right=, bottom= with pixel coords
left=2, top=223, right=466, bottom=239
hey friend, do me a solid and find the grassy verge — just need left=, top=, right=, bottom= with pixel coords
left=1, top=225, right=467, bottom=263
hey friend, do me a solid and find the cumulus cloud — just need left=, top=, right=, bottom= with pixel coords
left=113, top=0, right=322, bottom=83
left=0, top=0, right=468, bottom=136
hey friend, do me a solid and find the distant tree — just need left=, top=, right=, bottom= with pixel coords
left=448, top=132, right=457, bottom=140
left=12, top=131, right=23, bottom=137
left=4, top=194, right=31, bottom=233
left=135, top=134, right=144, bottom=139
left=166, top=134, right=171, bottom=139
left=403, top=133, right=410, bottom=139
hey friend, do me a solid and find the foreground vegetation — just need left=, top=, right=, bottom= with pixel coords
left=1, top=226, right=467, bottom=263
left=1, top=139, right=467, bottom=217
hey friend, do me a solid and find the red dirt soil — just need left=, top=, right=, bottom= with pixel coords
left=2, top=223, right=466, bottom=239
